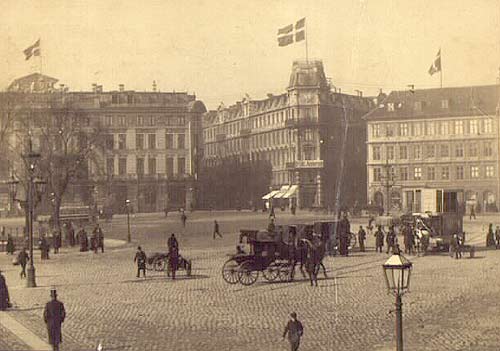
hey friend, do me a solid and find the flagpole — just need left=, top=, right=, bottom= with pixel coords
left=305, top=18, right=309, bottom=63
left=440, top=48, right=442, bottom=89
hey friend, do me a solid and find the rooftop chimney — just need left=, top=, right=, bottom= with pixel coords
left=152, top=80, right=157, bottom=92
left=96, top=85, right=103, bottom=93
left=92, top=83, right=97, bottom=93
left=119, top=84, right=124, bottom=92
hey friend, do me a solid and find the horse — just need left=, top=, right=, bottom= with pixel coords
left=301, top=238, right=326, bottom=286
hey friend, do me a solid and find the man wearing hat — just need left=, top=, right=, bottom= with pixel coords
left=134, top=246, right=147, bottom=278
left=0, top=269, right=11, bottom=310
left=43, top=288, right=66, bottom=351
left=283, top=312, right=304, bottom=351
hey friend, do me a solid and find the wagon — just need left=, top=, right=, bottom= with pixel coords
left=222, top=225, right=328, bottom=286
left=146, top=252, right=192, bottom=276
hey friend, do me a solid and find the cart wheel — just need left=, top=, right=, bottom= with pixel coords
left=222, top=259, right=240, bottom=284
left=186, top=259, right=192, bottom=277
left=262, top=262, right=279, bottom=281
left=145, top=259, right=154, bottom=271
left=278, top=264, right=291, bottom=282
left=238, top=261, right=259, bottom=286
left=155, top=258, right=166, bottom=272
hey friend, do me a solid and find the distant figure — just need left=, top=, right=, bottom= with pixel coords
left=290, top=203, right=296, bottom=215
left=213, top=220, right=222, bottom=239
left=495, top=226, right=500, bottom=249
left=451, top=234, right=462, bottom=259
left=167, top=234, right=179, bottom=253
left=357, top=225, right=366, bottom=252
left=267, top=218, right=276, bottom=233
left=386, top=225, right=396, bottom=254
left=134, top=246, right=147, bottom=278
left=338, top=214, right=351, bottom=256
left=43, top=288, right=66, bottom=351
left=374, top=225, right=384, bottom=253
left=283, top=312, right=304, bottom=351
left=90, top=227, right=97, bottom=253
left=17, top=247, right=29, bottom=279
left=486, top=223, right=495, bottom=247
left=269, top=206, right=275, bottom=220
left=40, top=235, right=50, bottom=260
left=403, top=225, right=414, bottom=255
left=180, top=210, right=187, bottom=228
left=77, top=227, right=88, bottom=252
left=67, top=222, right=75, bottom=247
left=470, top=205, right=476, bottom=220
left=6, top=234, right=15, bottom=255
left=420, top=233, right=430, bottom=256
left=367, top=216, right=375, bottom=235
left=92, top=224, right=104, bottom=254
left=0, top=269, right=11, bottom=311
left=53, top=229, right=61, bottom=254
left=164, top=207, right=168, bottom=217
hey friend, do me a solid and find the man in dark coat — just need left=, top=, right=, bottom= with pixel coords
left=403, top=225, right=414, bottom=255
left=134, top=246, right=147, bottom=278
left=77, top=227, right=88, bottom=252
left=53, top=229, right=61, bottom=254
left=6, top=234, right=15, bottom=254
left=67, top=222, right=75, bottom=247
left=283, top=312, right=304, bottom=351
left=386, top=225, right=396, bottom=254
left=40, top=235, right=50, bottom=260
left=213, top=220, right=222, bottom=239
left=43, top=288, right=66, bottom=351
left=180, top=209, right=187, bottom=227
left=0, top=270, right=11, bottom=311
left=95, top=224, right=104, bottom=253
left=18, top=247, right=29, bottom=279
left=357, top=225, right=366, bottom=252
left=167, top=234, right=179, bottom=253
left=374, top=225, right=384, bottom=253
left=338, top=214, right=351, bottom=256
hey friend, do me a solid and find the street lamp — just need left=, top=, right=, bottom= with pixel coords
left=125, top=199, right=131, bottom=243
left=382, top=250, right=413, bottom=351
left=8, top=143, right=46, bottom=288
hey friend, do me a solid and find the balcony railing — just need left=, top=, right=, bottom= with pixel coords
left=287, top=160, right=324, bottom=169
left=285, top=118, right=319, bottom=129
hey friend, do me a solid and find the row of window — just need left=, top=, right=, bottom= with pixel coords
left=105, top=133, right=186, bottom=150
left=372, top=165, right=496, bottom=182
left=101, top=114, right=186, bottom=127
left=372, top=141, right=494, bottom=161
left=371, top=118, right=494, bottom=138
left=205, top=107, right=315, bottom=141
left=106, top=156, right=186, bottom=176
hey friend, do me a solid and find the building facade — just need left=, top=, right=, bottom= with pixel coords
left=202, top=60, right=372, bottom=210
left=365, top=85, right=500, bottom=214
left=2, top=73, right=206, bottom=214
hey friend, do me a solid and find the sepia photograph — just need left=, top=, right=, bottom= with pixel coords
left=0, top=1, right=499, bottom=350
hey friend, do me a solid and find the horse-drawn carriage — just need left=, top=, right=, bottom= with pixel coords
left=146, top=252, right=192, bottom=277
left=222, top=224, right=329, bottom=286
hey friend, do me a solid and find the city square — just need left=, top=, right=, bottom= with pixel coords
left=1, top=211, right=500, bottom=350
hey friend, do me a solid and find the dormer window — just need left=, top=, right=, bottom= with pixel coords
left=387, top=103, right=395, bottom=111
left=441, top=99, right=449, bottom=109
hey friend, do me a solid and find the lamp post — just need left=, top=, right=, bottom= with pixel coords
left=382, top=249, right=412, bottom=351
left=8, top=140, right=46, bottom=288
left=125, top=199, right=131, bottom=243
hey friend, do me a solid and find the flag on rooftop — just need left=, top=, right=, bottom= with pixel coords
left=23, top=39, right=41, bottom=60
left=428, top=49, right=441, bottom=76
left=277, top=18, right=306, bottom=47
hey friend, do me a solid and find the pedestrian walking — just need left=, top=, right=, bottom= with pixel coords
left=470, top=205, right=476, bottom=220
left=77, top=227, right=88, bottom=252
left=213, top=220, right=222, bottom=239
left=180, top=209, right=187, bottom=228
left=17, top=247, right=29, bottom=279
left=168, top=247, right=179, bottom=280
left=386, top=225, right=396, bottom=254
left=486, top=223, right=495, bottom=248
left=282, top=312, right=304, bottom=351
left=403, top=225, right=414, bottom=255
left=90, top=228, right=97, bottom=253
left=267, top=218, right=276, bottom=233
left=95, top=224, right=104, bottom=253
left=357, top=225, right=366, bottom=252
left=495, top=225, right=500, bottom=249
left=374, top=225, right=384, bottom=253
left=6, top=234, right=15, bottom=255
left=450, top=234, right=462, bottom=259
left=67, top=222, right=75, bottom=247
left=420, top=232, right=430, bottom=256
left=53, top=229, right=61, bottom=254
left=134, top=246, right=147, bottom=278
left=367, top=216, right=375, bottom=235
left=0, top=269, right=11, bottom=311
left=338, top=213, right=351, bottom=256
left=43, top=288, right=66, bottom=351
left=40, top=235, right=50, bottom=260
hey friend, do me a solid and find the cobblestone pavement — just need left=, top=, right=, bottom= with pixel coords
left=1, top=212, right=499, bottom=350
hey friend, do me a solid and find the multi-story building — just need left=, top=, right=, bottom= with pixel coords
left=2, top=73, right=206, bottom=213
left=202, top=60, right=372, bottom=210
left=365, top=85, right=500, bottom=213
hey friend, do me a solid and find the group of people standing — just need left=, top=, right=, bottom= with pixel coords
left=75, top=224, right=105, bottom=253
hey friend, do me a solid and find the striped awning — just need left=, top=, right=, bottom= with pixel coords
left=282, top=185, right=298, bottom=199
left=262, top=190, right=279, bottom=200
left=273, top=185, right=291, bottom=199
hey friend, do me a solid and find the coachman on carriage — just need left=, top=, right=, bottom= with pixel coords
left=222, top=223, right=329, bottom=286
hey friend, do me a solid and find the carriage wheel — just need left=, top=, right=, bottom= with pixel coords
left=278, top=264, right=291, bottom=282
left=155, top=258, right=166, bottom=272
left=262, top=263, right=279, bottom=281
left=186, top=259, right=192, bottom=277
left=238, top=261, right=259, bottom=286
left=145, top=259, right=155, bottom=271
left=222, top=259, right=240, bottom=284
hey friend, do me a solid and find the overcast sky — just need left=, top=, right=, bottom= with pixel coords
left=1, top=0, right=499, bottom=109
